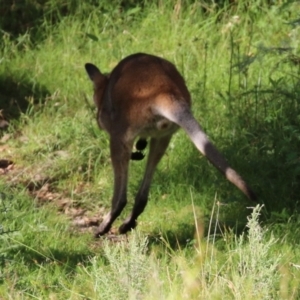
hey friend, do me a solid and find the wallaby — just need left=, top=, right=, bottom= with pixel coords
left=85, top=53, right=256, bottom=237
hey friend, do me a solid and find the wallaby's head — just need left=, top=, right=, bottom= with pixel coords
left=85, top=63, right=108, bottom=110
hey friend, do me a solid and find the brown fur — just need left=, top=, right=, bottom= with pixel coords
left=85, top=53, right=256, bottom=237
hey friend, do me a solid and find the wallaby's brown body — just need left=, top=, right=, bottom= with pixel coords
left=85, top=53, right=256, bottom=237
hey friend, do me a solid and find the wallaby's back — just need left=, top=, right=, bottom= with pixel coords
left=105, top=53, right=191, bottom=109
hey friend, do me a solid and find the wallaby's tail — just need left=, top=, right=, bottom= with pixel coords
left=155, top=103, right=257, bottom=201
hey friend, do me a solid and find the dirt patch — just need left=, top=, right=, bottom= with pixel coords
left=0, top=156, right=107, bottom=236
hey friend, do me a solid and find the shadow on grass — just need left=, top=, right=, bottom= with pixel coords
left=0, top=73, right=50, bottom=122
left=147, top=223, right=197, bottom=250
left=0, top=243, right=93, bottom=281
left=146, top=210, right=250, bottom=250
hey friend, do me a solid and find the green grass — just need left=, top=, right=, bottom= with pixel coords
left=1, top=0, right=300, bottom=298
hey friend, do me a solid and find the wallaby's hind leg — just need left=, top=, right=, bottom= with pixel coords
left=95, top=136, right=133, bottom=237
left=119, top=134, right=172, bottom=234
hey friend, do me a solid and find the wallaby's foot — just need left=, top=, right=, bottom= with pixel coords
left=119, top=218, right=137, bottom=234
left=94, top=226, right=110, bottom=238
left=94, top=217, right=112, bottom=238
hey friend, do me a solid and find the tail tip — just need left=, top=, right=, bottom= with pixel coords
left=247, top=188, right=258, bottom=202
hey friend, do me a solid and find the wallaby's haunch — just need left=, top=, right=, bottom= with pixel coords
left=85, top=53, right=256, bottom=237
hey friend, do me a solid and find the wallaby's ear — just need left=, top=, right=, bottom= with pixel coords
left=85, top=63, right=104, bottom=83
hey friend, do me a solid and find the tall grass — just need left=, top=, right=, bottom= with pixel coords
left=1, top=0, right=300, bottom=298
left=54, top=205, right=295, bottom=299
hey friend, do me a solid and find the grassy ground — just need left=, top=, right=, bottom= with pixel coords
left=1, top=0, right=300, bottom=298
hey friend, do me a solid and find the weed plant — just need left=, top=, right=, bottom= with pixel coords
left=1, top=0, right=300, bottom=298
